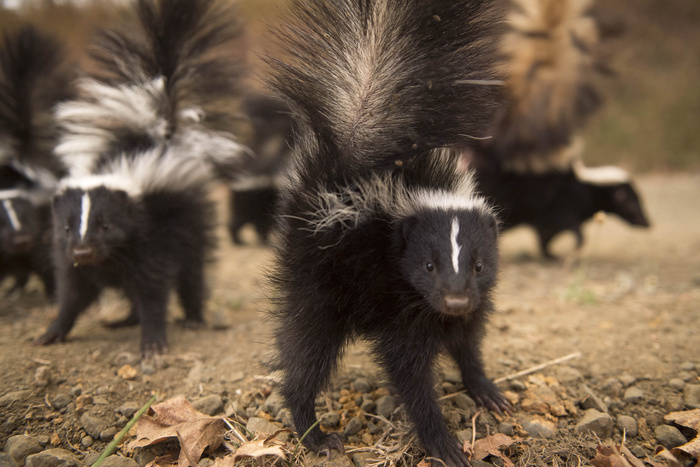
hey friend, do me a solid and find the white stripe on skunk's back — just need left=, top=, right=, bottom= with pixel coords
left=2, top=200, right=22, bottom=231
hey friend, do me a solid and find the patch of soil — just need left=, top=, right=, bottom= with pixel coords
left=1, top=173, right=699, bottom=466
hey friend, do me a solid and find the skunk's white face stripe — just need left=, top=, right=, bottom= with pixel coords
left=79, top=192, right=91, bottom=240
left=2, top=200, right=22, bottom=231
left=450, top=216, right=461, bottom=274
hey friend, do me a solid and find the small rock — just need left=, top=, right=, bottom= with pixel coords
left=616, top=415, right=638, bottom=437
left=0, top=453, right=18, bottom=467
left=35, top=367, right=51, bottom=387
left=623, top=387, right=644, bottom=404
left=75, top=395, right=93, bottom=412
left=669, top=379, right=685, bottom=391
left=100, top=427, right=118, bottom=442
left=619, top=374, right=636, bottom=387
left=98, top=455, right=139, bottom=467
left=683, top=384, right=700, bottom=408
left=36, top=436, right=50, bottom=447
left=375, top=396, right=395, bottom=419
left=24, top=449, right=80, bottom=467
left=192, top=394, right=224, bottom=416
left=556, top=366, right=584, bottom=384
left=678, top=371, right=696, bottom=382
left=320, top=412, right=340, bottom=428
left=498, top=422, right=515, bottom=436
left=367, top=421, right=382, bottom=435
left=81, top=436, right=93, bottom=448
left=575, top=409, right=613, bottom=439
left=601, top=378, right=623, bottom=398
left=70, top=386, right=82, bottom=398
left=260, top=392, right=285, bottom=418
left=455, top=429, right=473, bottom=443
left=654, top=425, right=687, bottom=449
left=131, top=449, right=156, bottom=467
left=117, top=365, right=138, bottom=381
left=50, top=393, right=71, bottom=410
left=344, top=416, right=363, bottom=436
left=680, top=362, right=696, bottom=372
left=0, top=390, right=31, bottom=408
left=521, top=416, right=557, bottom=439
left=80, top=413, right=109, bottom=439
left=246, top=417, right=282, bottom=436
left=452, top=393, right=476, bottom=411
left=353, top=378, right=371, bottom=393
left=509, top=380, right=527, bottom=392
left=629, top=446, right=646, bottom=458
left=5, top=435, right=44, bottom=463
left=116, top=401, right=139, bottom=419
left=351, top=452, right=377, bottom=467
left=360, top=399, right=376, bottom=413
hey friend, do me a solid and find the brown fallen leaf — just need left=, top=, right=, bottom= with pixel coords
left=654, top=446, right=684, bottom=467
left=469, top=433, right=515, bottom=467
left=664, top=409, right=700, bottom=461
left=128, top=396, right=226, bottom=467
left=232, top=439, right=286, bottom=462
left=591, top=444, right=648, bottom=467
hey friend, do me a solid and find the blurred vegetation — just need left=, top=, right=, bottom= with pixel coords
left=0, top=0, right=697, bottom=172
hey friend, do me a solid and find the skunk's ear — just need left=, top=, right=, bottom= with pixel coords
left=393, top=216, right=417, bottom=252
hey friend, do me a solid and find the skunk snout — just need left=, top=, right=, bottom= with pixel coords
left=72, top=245, right=97, bottom=266
left=442, top=294, right=473, bottom=316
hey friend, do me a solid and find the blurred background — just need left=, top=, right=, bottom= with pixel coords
left=1, top=0, right=698, bottom=173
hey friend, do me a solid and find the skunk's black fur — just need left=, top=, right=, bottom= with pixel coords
left=0, top=25, right=73, bottom=297
left=228, top=94, right=294, bottom=245
left=35, top=0, right=245, bottom=357
left=469, top=149, right=650, bottom=258
left=269, top=1, right=510, bottom=465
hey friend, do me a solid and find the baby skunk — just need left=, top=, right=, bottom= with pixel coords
left=269, top=1, right=510, bottom=465
left=467, top=0, right=649, bottom=258
left=228, top=94, right=295, bottom=245
left=34, top=0, right=248, bottom=357
left=0, top=25, right=74, bottom=296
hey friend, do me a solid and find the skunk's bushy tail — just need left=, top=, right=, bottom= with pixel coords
left=56, top=0, right=246, bottom=179
left=493, top=0, right=601, bottom=168
left=0, top=25, right=73, bottom=177
left=270, top=0, right=499, bottom=187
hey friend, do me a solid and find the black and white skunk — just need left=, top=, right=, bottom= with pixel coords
left=468, top=0, right=649, bottom=258
left=228, top=94, right=295, bottom=245
left=34, top=0, right=248, bottom=357
left=269, top=1, right=510, bottom=465
left=0, top=25, right=73, bottom=296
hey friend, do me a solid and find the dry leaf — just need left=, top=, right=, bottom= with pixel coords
left=128, top=396, right=226, bottom=467
left=591, top=445, right=646, bottom=467
left=664, top=409, right=700, bottom=461
left=471, top=433, right=515, bottom=467
left=654, top=446, right=684, bottom=467
left=232, top=439, right=286, bottom=462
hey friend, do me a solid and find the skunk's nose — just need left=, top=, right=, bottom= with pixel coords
left=442, top=294, right=473, bottom=315
left=72, top=246, right=96, bottom=265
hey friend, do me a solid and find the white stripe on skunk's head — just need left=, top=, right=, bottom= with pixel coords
left=58, top=173, right=141, bottom=198
left=0, top=189, right=29, bottom=201
left=572, top=159, right=631, bottom=186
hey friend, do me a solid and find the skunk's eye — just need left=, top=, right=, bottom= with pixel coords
left=425, top=262, right=434, bottom=272
left=475, top=261, right=483, bottom=273
left=101, top=223, right=111, bottom=231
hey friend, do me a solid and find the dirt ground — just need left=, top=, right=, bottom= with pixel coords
left=1, top=172, right=699, bottom=466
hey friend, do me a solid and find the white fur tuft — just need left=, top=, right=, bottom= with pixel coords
left=450, top=217, right=461, bottom=274
left=2, top=200, right=22, bottom=230
left=573, top=159, right=630, bottom=185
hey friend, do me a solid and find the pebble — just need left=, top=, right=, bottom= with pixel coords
left=654, top=425, right=687, bottom=449
left=131, top=449, right=156, bottom=467
left=0, top=453, right=18, bottom=467
left=0, top=390, right=30, bottom=408
left=629, top=446, right=646, bottom=458
left=556, top=366, right=584, bottom=384
left=452, top=393, right=476, bottom=411
left=24, top=449, right=81, bottom=467
left=116, top=401, right=139, bottom=419
left=100, top=427, right=118, bottom=442
left=5, top=435, right=44, bottom=463
left=616, top=415, right=638, bottom=437
left=601, top=378, right=623, bottom=398
left=117, top=365, right=138, bottom=381
left=623, top=387, right=644, bottom=404
left=36, top=436, right=49, bottom=447
left=353, top=378, right=371, bottom=393
left=35, top=367, right=51, bottom=387
left=455, top=429, right=473, bottom=443
left=669, top=379, right=686, bottom=391
left=320, top=412, right=340, bottom=428
left=75, top=394, right=93, bottom=412
left=360, top=399, right=376, bottom=413
left=70, top=386, right=82, bottom=397
left=366, top=422, right=382, bottom=435
left=80, top=413, right=110, bottom=439
left=97, top=455, right=139, bottom=467
left=521, top=416, right=557, bottom=439
left=683, top=384, right=700, bottom=408
left=344, top=416, right=363, bottom=436
left=619, top=374, right=636, bottom=387
left=498, top=422, right=515, bottom=436
left=246, top=417, right=282, bottom=436
left=680, top=361, right=696, bottom=372
left=509, top=380, right=527, bottom=392
left=375, top=396, right=395, bottom=419
left=260, top=392, right=285, bottom=418
left=192, top=394, right=224, bottom=416
left=575, top=409, right=613, bottom=439
left=81, top=436, right=93, bottom=448
left=678, top=371, right=696, bottom=382
left=50, top=393, right=72, bottom=410
left=351, top=452, right=377, bottom=467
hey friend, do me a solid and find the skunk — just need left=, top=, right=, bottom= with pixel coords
left=268, top=1, right=510, bottom=465
left=228, top=94, right=294, bottom=245
left=0, top=25, right=73, bottom=296
left=467, top=0, right=649, bottom=258
left=33, top=0, right=248, bottom=357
